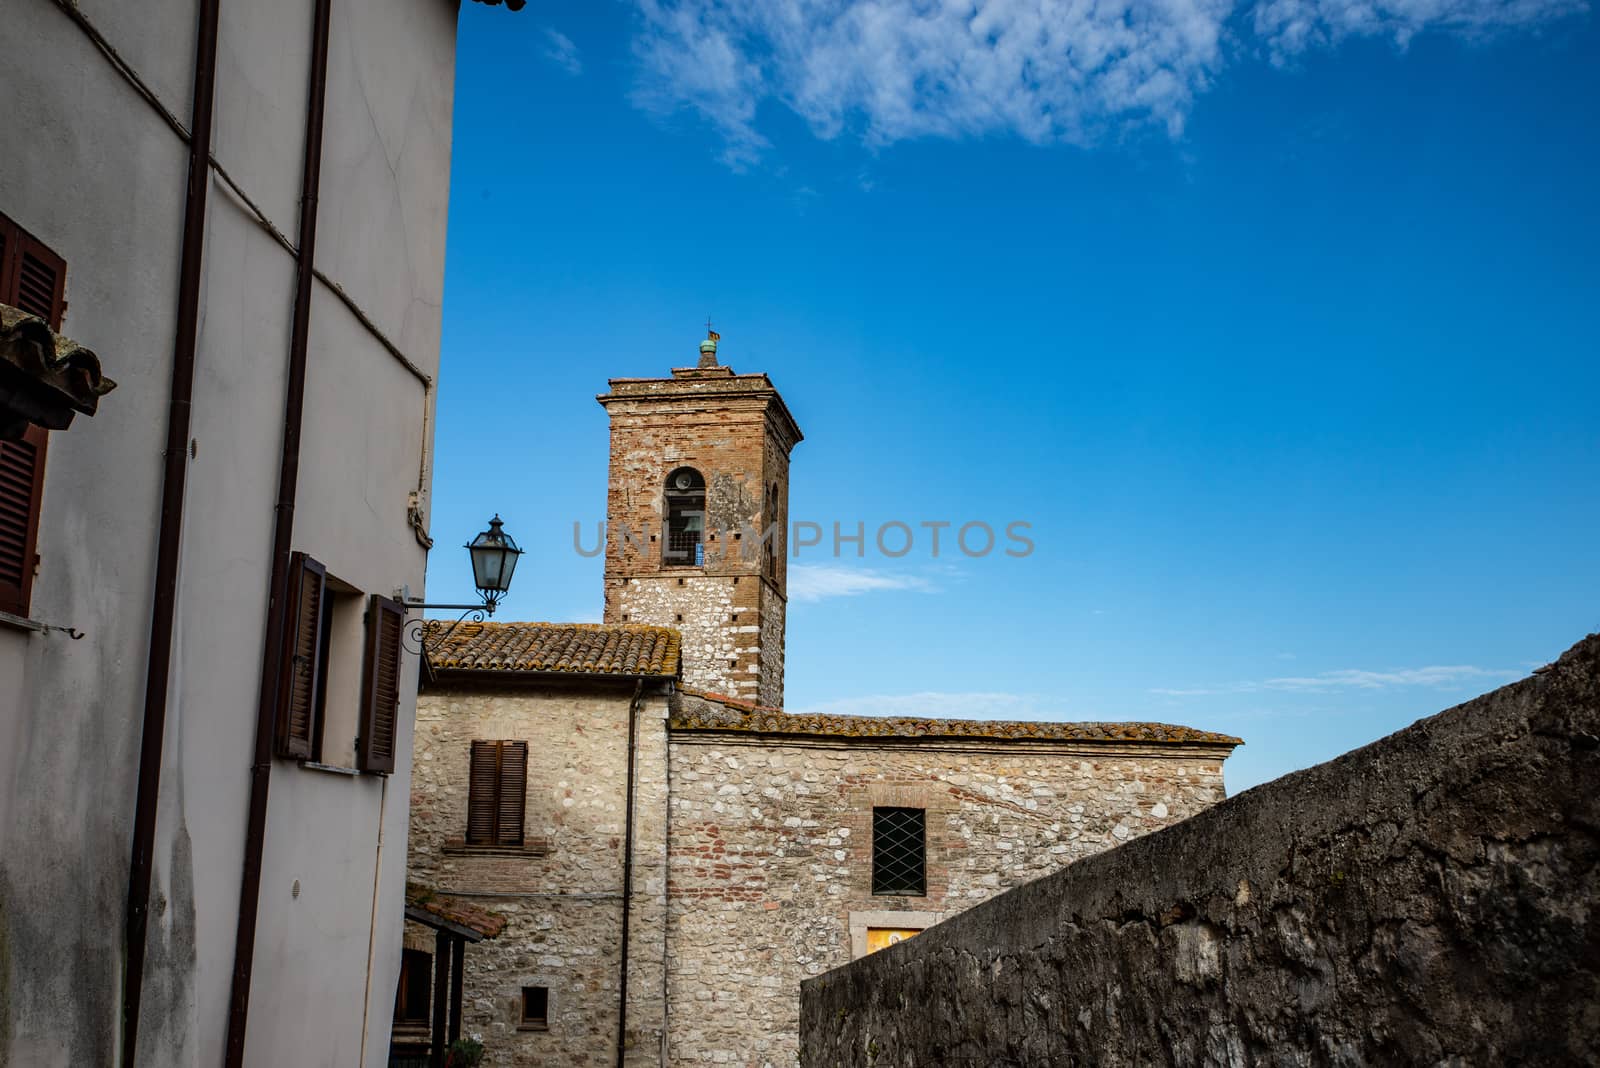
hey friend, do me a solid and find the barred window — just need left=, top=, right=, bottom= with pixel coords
left=871, top=807, right=926, bottom=896
left=663, top=466, right=705, bottom=566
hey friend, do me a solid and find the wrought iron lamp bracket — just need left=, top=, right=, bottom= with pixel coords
left=399, top=599, right=494, bottom=656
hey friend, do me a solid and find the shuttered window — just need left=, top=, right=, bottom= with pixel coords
left=0, top=427, right=46, bottom=617
left=357, top=594, right=405, bottom=773
left=1, top=211, right=68, bottom=325
left=0, top=211, right=67, bottom=618
left=274, top=553, right=327, bottom=758
left=467, top=740, right=527, bottom=846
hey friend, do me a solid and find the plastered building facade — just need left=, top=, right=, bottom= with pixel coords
left=403, top=338, right=1241, bottom=1066
left=0, top=2, right=516, bottom=1065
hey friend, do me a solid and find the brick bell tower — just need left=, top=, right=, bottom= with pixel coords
left=598, top=329, right=802, bottom=706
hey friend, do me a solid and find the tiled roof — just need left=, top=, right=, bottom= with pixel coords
left=406, top=885, right=505, bottom=940
left=1, top=304, right=115, bottom=437
left=671, top=689, right=1241, bottom=747
left=426, top=621, right=680, bottom=678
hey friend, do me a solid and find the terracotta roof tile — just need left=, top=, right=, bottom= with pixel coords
left=426, top=621, right=680, bottom=678
left=1, top=304, right=115, bottom=437
left=671, top=689, right=1241, bottom=747
left=405, top=885, right=506, bottom=940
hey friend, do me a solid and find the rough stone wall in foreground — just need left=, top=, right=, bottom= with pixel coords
left=799, top=635, right=1600, bottom=1067
left=669, top=720, right=1231, bottom=1067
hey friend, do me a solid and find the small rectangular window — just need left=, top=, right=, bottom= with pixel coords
left=871, top=807, right=926, bottom=896
left=518, top=985, right=548, bottom=1031
left=467, top=740, right=528, bottom=846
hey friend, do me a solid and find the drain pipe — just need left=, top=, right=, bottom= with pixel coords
left=121, top=0, right=222, bottom=1061
left=616, top=679, right=644, bottom=1068
left=222, top=0, right=333, bottom=1062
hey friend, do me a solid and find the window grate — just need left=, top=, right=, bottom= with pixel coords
left=871, top=807, right=926, bottom=896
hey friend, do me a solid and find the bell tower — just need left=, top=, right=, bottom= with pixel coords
left=597, top=331, right=802, bottom=706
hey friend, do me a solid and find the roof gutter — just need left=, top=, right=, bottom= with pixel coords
left=223, top=0, right=333, bottom=1061
left=121, top=0, right=222, bottom=1060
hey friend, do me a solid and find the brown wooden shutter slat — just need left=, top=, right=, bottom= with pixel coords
left=0, top=426, right=46, bottom=617
left=0, top=214, right=62, bottom=620
left=498, top=742, right=527, bottom=846
left=0, top=221, right=12, bottom=310
left=466, top=740, right=500, bottom=845
left=357, top=595, right=405, bottom=773
left=0, top=214, right=67, bottom=329
left=15, top=254, right=57, bottom=322
left=275, top=553, right=326, bottom=758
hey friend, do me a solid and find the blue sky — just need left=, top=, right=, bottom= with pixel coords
left=428, top=0, right=1599, bottom=792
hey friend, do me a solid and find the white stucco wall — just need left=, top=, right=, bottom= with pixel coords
left=0, top=0, right=459, bottom=1064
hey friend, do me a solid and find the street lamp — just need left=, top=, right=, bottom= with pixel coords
left=466, top=514, right=522, bottom=614
left=403, top=516, right=524, bottom=647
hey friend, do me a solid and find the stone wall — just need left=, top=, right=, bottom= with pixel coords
left=609, top=574, right=748, bottom=699
left=597, top=364, right=800, bottom=707
left=799, top=635, right=1600, bottom=1067
left=757, top=586, right=786, bottom=709
left=411, top=682, right=672, bottom=1066
left=668, top=709, right=1232, bottom=1067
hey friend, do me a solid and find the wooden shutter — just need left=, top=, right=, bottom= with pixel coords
left=466, top=740, right=528, bottom=846
left=275, top=553, right=327, bottom=758
left=498, top=741, right=527, bottom=846
left=0, top=426, right=45, bottom=616
left=0, top=213, right=65, bottom=618
left=1, top=211, right=68, bottom=328
left=466, top=741, right=500, bottom=844
left=358, top=594, right=405, bottom=773
left=0, top=218, right=11, bottom=316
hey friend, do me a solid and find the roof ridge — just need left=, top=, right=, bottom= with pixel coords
left=671, top=691, right=1241, bottom=746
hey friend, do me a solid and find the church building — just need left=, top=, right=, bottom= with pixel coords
left=398, top=335, right=1241, bottom=1066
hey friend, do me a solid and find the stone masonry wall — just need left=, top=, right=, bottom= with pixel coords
left=609, top=574, right=750, bottom=700
left=411, top=683, right=671, bottom=1066
left=666, top=718, right=1231, bottom=1067
left=799, top=635, right=1600, bottom=1067
left=757, top=586, right=786, bottom=709
left=598, top=367, right=798, bottom=708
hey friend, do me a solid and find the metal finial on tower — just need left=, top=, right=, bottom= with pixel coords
left=699, top=318, right=720, bottom=368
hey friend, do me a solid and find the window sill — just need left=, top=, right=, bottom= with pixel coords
left=516, top=1022, right=550, bottom=1032
left=443, top=839, right=550, bottom=857
left=0, top=610, right=45, bottom=634
left=299, top=760, right=363, bottom=777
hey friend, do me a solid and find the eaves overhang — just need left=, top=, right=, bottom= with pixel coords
left=0, top=304, right=115, bottom=439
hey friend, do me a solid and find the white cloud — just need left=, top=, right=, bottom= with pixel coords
left=787, top=563, right=935, bottom=601
left=543, top=28, right=584, bottom=76
left=790, top=690, right=1051, bottom=719
left=629, top=0, right=1585, bottom=166
left=1254, top=0, right=1585, bottom=60
left=1151, top=663, right=1521, bottom=696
